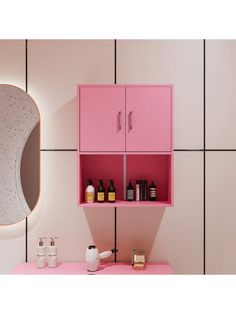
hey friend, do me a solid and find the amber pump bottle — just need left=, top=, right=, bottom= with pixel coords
left=97, top=180, right=105, bottom=203
left=108, top=179, right=116, bottom=203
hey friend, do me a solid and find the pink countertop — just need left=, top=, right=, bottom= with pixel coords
left=11, top=262, right=174, bottom=275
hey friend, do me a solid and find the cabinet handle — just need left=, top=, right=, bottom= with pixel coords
left=118, top=111, right=122, bottom=130
left=129, top=111, right=133, bottom=130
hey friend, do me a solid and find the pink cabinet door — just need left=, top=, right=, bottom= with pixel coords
left=79, top=86, right=125, bottom=151
left=126, top=86, right=172, bottom=151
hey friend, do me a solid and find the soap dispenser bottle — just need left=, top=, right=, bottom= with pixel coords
left=85, top=179, right=95, bottom=203
left=48, top=237, right=58, bottom=268
left=36, top=237, right=46, bottom=268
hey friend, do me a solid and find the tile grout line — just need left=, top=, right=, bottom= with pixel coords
left=114, top=39, right=117, bottom=262
left=25, top=39, right=28, bottom=263
left=203, top=39, right=206, bottom=275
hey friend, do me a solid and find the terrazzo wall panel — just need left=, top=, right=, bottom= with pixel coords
left=0, top=40, right=26, bottom=273
left=0, top=85, right=39, bottom=225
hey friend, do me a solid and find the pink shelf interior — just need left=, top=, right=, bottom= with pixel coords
left=11, top=262, right=174, bottom=275
left=126, top=154, right=172, bottom=203
left=78, top=153, right=173, bottom=206
left=79, top=154, right=123, bottom=203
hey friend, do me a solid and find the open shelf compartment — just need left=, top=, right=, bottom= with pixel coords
left=78, top=153, right=173, bottom=207
left=78, top=154, right=124, bottom=204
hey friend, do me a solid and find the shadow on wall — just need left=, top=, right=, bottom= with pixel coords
left=84, top=207, right=115, bottom=263
left=84, top=206, right=166, bottom=263
left=43, top=96, right=77, bottom=148
left=117, top=207, right=166, bottom=262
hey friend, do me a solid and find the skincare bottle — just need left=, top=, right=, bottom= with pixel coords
left=126, top=180, right=134, bottom=201
left=48, top=237, right=58, bottom=268
left=36, top=237, right=46, bottom=268
left=97, top=179, right=105, bottom=203
left=149, top=181, right=157, bottom=201
left=135, top=180, right=140, bottom=201
left=108, top=179, right=116, bottom=203
left=85, top=179, right=95, bottom=203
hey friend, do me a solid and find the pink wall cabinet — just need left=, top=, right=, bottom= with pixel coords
left=78, top=84, right=174, bottom=208
left=79, top=85, right=172, bottom=152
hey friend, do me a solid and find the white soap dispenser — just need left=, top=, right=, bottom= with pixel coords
left=36, top=237, right=46, bottom=268
left=48, top=237, right=58, bottom=268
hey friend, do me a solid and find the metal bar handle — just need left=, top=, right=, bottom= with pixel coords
left=130, top=111, right=133, bottom=130
left=118, top=111, right=122, bottom=130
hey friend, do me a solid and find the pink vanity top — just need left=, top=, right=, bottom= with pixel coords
left=11, top=262, right=174, bottom=275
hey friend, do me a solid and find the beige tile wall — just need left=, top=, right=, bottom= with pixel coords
left=206, top=40, right=236, bottom=149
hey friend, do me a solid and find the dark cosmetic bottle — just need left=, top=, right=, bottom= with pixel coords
left=126, top=180, right=134, bottom=201
left=108, top=179, right=116, bottom=203
left=149, top=181, right=157, bottom=201
left=97, top=179, right=105, bottom=203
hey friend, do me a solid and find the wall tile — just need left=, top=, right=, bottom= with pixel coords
left=206, top=40, right=236, bottom=149
left=28, top=40, right=114, bottom=149
left=117, top=152, right=203, bottom=274
left=28, top=152, right=114, bottom=262
left=0, top=40, right=26, bottom=274
left=117, top=40, right=203, bottom=149
left=0, top=40, right=25, bottom=89
left=206, top=152, right=236, bottom=274
left=0, top=220, right=25, bottom=274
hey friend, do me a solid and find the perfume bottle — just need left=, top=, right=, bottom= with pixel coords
left=126, top=180, right=134, bottom=201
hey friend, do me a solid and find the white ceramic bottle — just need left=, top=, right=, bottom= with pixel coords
left=48, top=237, right=58, bottom=268
left=36, top=237, right=46, bottom=268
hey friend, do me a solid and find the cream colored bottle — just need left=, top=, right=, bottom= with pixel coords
left=85, top=179, right=95, bottom=203
left=36, top=237, right=46, bottom=268
left=48, top=237, right=58, bottom=268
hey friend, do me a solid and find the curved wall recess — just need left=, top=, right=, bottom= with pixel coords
left=0, top=85, right=40, bottom=225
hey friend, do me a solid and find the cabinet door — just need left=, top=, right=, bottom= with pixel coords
left=80, top=86, right=125, bottom=151
left=126, top=86, right=172, bottom=151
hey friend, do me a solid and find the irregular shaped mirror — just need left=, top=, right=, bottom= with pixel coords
left=0, top=85, right=40, bottom=225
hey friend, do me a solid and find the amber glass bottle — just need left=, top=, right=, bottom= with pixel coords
left=97, top=179, right=105, bottom=203
left=108, top=179, right=116, bottom=203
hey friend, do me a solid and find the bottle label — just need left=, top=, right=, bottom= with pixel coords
left=86, top=192, right=94, bottom=203
left=108, top=192, right=116, bottom=202
left=97, top=192, right=105, bottom=201
left=127, top=190, right=134, bottom=200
